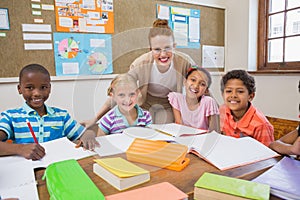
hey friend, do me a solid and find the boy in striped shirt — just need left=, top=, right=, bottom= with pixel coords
left=219, top=69, right=274, bottom=146
left=0, top=64, right=98, bottom=160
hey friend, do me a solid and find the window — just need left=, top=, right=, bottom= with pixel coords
left=258, top=0, right=300, bottom=71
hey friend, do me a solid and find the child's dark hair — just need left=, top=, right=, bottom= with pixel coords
left=186, top=66, right=212, bottom=88
left=220, top=69, right=256, bottom=94
left=19, top=64, right=50, bottom=83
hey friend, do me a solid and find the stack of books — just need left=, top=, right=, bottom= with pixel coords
left=93, top=157, right=150, bottom=191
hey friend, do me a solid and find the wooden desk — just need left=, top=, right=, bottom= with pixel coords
left=35, top=153, right=282, bottom=200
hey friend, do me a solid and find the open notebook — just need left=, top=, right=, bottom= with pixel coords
left=149, top=123, right=207, bottom=137
left=32, top=137, right=96, bottom=168
left=175, top=131, right=279, bottom=170
left=0, top=137, right=95, bottom=170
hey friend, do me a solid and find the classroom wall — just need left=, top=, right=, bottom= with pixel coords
left=0, top=76, right=113, bottom=122
left=0, top=0, right=299, bottom=121
left=0, top=0, right=224, bottom=77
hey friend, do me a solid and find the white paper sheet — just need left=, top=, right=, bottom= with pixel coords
left=32, top=137, right=96, bottom=168
left=157, top=5, right=170, bottom=20
left=95, top=129, right=175, bottom=157
left=0, top=158, right=39, bottom=200
left=202, top=45, right=225, bottom=68
left=95, top=134, right=134, bottom=157
left=23, top=33, right=52, bottom=40
left=0, top=137, right=96, bottom=199
left=24, top=43, right=52, bottom=50
left=149, top=123, right=207, bottom=137
left=22, top=24, right=51, bottom=32
left=189, top=17, right=200, bottom=41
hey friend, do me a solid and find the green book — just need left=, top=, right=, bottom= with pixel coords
left=43, top=159, right=105, bottom=200
left=194, top=172, right=270, bottom=200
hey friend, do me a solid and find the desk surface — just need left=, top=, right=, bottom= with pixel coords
left=35, top=153, right=282, bottom=200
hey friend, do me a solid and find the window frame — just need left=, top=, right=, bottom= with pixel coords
left=257, top=0, right=300, bottom=72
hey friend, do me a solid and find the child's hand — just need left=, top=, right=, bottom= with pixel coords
left=18, top=143, right=45, bottom=160
left=291, top=137, right=300, bottom=155
left=79, top=129, right=100, bottom=151
left=80, top=118, right=97, bottom=129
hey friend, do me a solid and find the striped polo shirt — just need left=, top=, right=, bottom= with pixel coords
left=220, top=103, right=274, bottom=146
left=0, top=103, right=85, bottom=143
left=98, top=104, right=152, bottom=134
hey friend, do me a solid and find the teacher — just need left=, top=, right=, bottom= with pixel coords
left=86, top=19, right=195, bottom=126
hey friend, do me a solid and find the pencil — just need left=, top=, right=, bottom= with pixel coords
left=26, top=119, right=38, bottom=144
left=154, top=129, right=173, bottom=137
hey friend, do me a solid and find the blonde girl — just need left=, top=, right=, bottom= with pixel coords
left=98, top=74, right=152, bottom=135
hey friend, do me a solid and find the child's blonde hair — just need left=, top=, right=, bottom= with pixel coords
left=107, top=73, right=138, bottom=96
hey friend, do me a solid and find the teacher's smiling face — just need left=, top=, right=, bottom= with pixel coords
left=150, top=35, right=175, bottom=71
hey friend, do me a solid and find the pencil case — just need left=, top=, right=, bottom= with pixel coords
left=42, top=159, right=105, bottom=200
left=126, top=138, right=190, bottom=171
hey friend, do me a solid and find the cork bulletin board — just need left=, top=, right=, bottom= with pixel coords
left=0, top=0, right=224, bottom=78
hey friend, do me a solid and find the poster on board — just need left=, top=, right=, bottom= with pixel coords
left=0, top=8, right=10, bottom=30
left=54, top=0, right=114, bottom=33
left=157, top=4, right=200, bottom=49
left=53, top=32, right=113, bottom=76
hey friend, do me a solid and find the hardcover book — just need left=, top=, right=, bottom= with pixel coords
left=93, top=157, right=150, bottom=191
left=194, top=172, right=270, bottom=200
left=106, top=182, right=188, bottom=200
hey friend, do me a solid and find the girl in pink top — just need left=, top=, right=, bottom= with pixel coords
left=168, top=66, right=220, bottom=132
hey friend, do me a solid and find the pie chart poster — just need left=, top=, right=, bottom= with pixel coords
left=53, top=33, right=113, bottom=76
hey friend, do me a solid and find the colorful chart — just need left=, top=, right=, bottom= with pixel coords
left=58, top=37, right=80, bottom=59
left=53, top=32, right=113, bottom=76
left=87, top=52, right=108, bottom=73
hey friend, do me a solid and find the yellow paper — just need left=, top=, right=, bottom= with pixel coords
left=94, top=157, right=148, bottom=178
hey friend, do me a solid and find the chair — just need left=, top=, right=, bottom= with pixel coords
left=266, top=116, right=299, bottom=140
